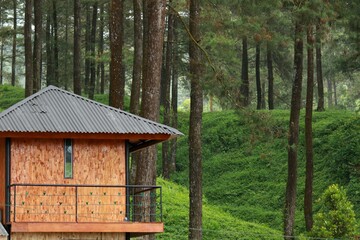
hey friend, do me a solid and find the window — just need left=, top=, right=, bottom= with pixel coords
left=64, top=139, right=73, bottom=178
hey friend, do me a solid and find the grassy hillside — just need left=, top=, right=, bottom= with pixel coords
left=172, top=109, right=360, bottom=234
left=158, top=178, right=282, bottom=239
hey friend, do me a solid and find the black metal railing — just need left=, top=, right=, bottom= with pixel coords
left=8, top=184, right=162, bottom=223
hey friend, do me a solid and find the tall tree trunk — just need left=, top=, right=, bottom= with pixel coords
left=24, top=0, right=33, bottom=97
left=316, top=21, right=325, bottom=111
left=64, top=0, right=70, bottom=90
left=135, top=2, right=166, bottom=240
left=327, top=77, right=333, bottom=108
left=284, top=20, right=303, bottom=239
left=97, top=3, right=105, bottom=94
left=240, top=36, right=249, bottom=107
left=170, top=18, right=178, bottom=176
left=52, top=0, right=59, bottom=86
left=11, top=0, right=17, bottom=86
left=33, top=0, right=42, bottom=92
left=267, top=41, right=274, bottom=110
left=129, top=0, right=143, bottom=186
left=304, top=24, right=314, bottom=232
left=46, top=4, right=53, bottom=86
left=109, top=0, right=124, bottom=109
left=84, top=4, right=91, bottom=93
left=333, top=80, right=337, bottom=106
left=73, top=0, right=82, bottom=95
left=162, top=4, right=175, bottom=179
left=130, top=0, right=142, bottom=115
left=255, top=42, right=262, bottom=110
left=189, top=0, right=203, bottom=239
left=88, top=2, right=97, bottom=100
left=261, top=81, right=266, bottom=109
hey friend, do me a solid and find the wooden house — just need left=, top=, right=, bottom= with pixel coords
left=0, top=86, right=182, bottom=240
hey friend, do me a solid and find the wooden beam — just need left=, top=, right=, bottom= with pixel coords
left=0, top=132, right=171, bottom=141
left=0, top=138, right=5, bottom=224
left=11, top=222, right=164, bottom=233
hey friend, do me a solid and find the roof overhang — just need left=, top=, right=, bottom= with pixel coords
left=0, top=131, right=174, bottom=152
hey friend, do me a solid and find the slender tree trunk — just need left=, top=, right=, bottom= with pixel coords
left=267, top=41, right=274, bottom=110
left=333, top=80, right=337, bottom=106
left=170, top=17, right=179, bottom=175
left=46, top=5, right=53, bottom=86
left=52, top=0, right=59, bottom=86
left=255, top=42, right=262, bottom=110
left=162, top=4, right=175, bottom=179
left=189, top=0, right=203, bottom=239
left=261, top=81, right=266, bottom=109
left=327, top=77, right=333, bottom=108
left=284, top=20, right=303, bottom=239
left=130, top=0, right=142, bottom=115
left=88, top=2, right=97, bottom=100
left=64, top=0, right=70, bottom=90
left=97, top=3, right=104, bottom=94
left=240, top=36, right=249, bottom=107
left=84, top=4, right=91, bottom=93
left=0, top=36, right=3, bottom=85
left=33, top=0, right=42, bottom=92
left=109, top=0, right=124, bottom=109
left=316, top=21, right=325, bottom=111
left=73, top=0, right=81, bottom=95
left=24, top=0, right=33, bottom=97
left=304, top=24, right=314, bottom=232
left=11, top=0, right=17, bottom=86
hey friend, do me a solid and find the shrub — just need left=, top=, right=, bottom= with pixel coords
left=311, top=184, right=357, bottom=239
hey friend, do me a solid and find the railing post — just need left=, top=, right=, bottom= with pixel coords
left=13, top=185, right=16, bottom=222
left=75, top=186, right=78, bottom=223
left=160, top=187, right=162, bottom=222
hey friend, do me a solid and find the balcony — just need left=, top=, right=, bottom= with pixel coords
left=7, top=184, right=163, bottom=235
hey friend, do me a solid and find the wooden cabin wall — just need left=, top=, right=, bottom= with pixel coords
left=11, top=232, right=125, bottom=240
left=0, top=138, right=5, bottom=224
left=10, top=138, right=126, bottom=223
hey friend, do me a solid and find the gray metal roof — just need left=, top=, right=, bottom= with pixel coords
left=0, top=86, right=182, bottom=139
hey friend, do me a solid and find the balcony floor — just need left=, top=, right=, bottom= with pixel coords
left=11, top=222, right=164, bottom=234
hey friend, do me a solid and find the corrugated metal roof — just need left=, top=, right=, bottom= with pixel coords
left=0, top=86, right=183, bottom=138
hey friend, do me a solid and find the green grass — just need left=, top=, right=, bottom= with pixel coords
left=0, top=84, right=25, bottom=110
left=172, top=109, right=360, bottom=234
left=158, top=177, right=282, bottom=239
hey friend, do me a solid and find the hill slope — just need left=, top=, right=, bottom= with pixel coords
left=172, top=110, right=360, bottom=233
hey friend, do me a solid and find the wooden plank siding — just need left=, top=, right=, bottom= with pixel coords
left=11, top=232, right=125, bottom=240
left=0, top=138, right=5, bottom=224
left=10, top=138, right=126, bottom=223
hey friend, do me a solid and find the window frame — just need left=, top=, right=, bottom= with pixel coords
left=64, top=139, right=73, bottom=179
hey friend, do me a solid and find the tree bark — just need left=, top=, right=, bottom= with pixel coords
left=45, top=3, right=53, bottom=86
left=327, top=77, right=333, bottom=108
left=135, top=2, right=166, bottom=240
left=97, top=3, right=105, bottom=94
left=73, top=0, right=82, bottom=95
left=284, top=20, right=303, bottom=239
left=267, top=42, right=274, bottom=110
left=109, top=0, right=124, bottom=109
left=24, top=0, right=33, bottom=97
left=11, top=0, right=17, bottom=86
left=170, top=18, right=178, bottom=176
left=255, top=42, right=262, bottom=110
left=304, top=24, right=314, bottom=232
left=162, top=4, right=175, bottom=179
left=130, top=0, right=142, bottom=115
left=33, top=0, right=42, bottom=92
left=84, top=4, right=91, bottom=93
left=88, top=2, right=97, bottom=100
left=316, top=21, right=325, bottom=111
left=240, top=36, right=249, bottom=107
left=52, top=0, right=59, bottom=86
left=189, top=0, right=203, bottom=239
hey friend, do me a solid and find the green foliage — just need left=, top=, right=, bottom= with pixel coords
left=311, top=184, right=357, bottom=239
left=158, top=178, right=282, bottom=239
left=172, top=109, right=360, bottom=233
left=0, top=85, right=24, bottom=110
